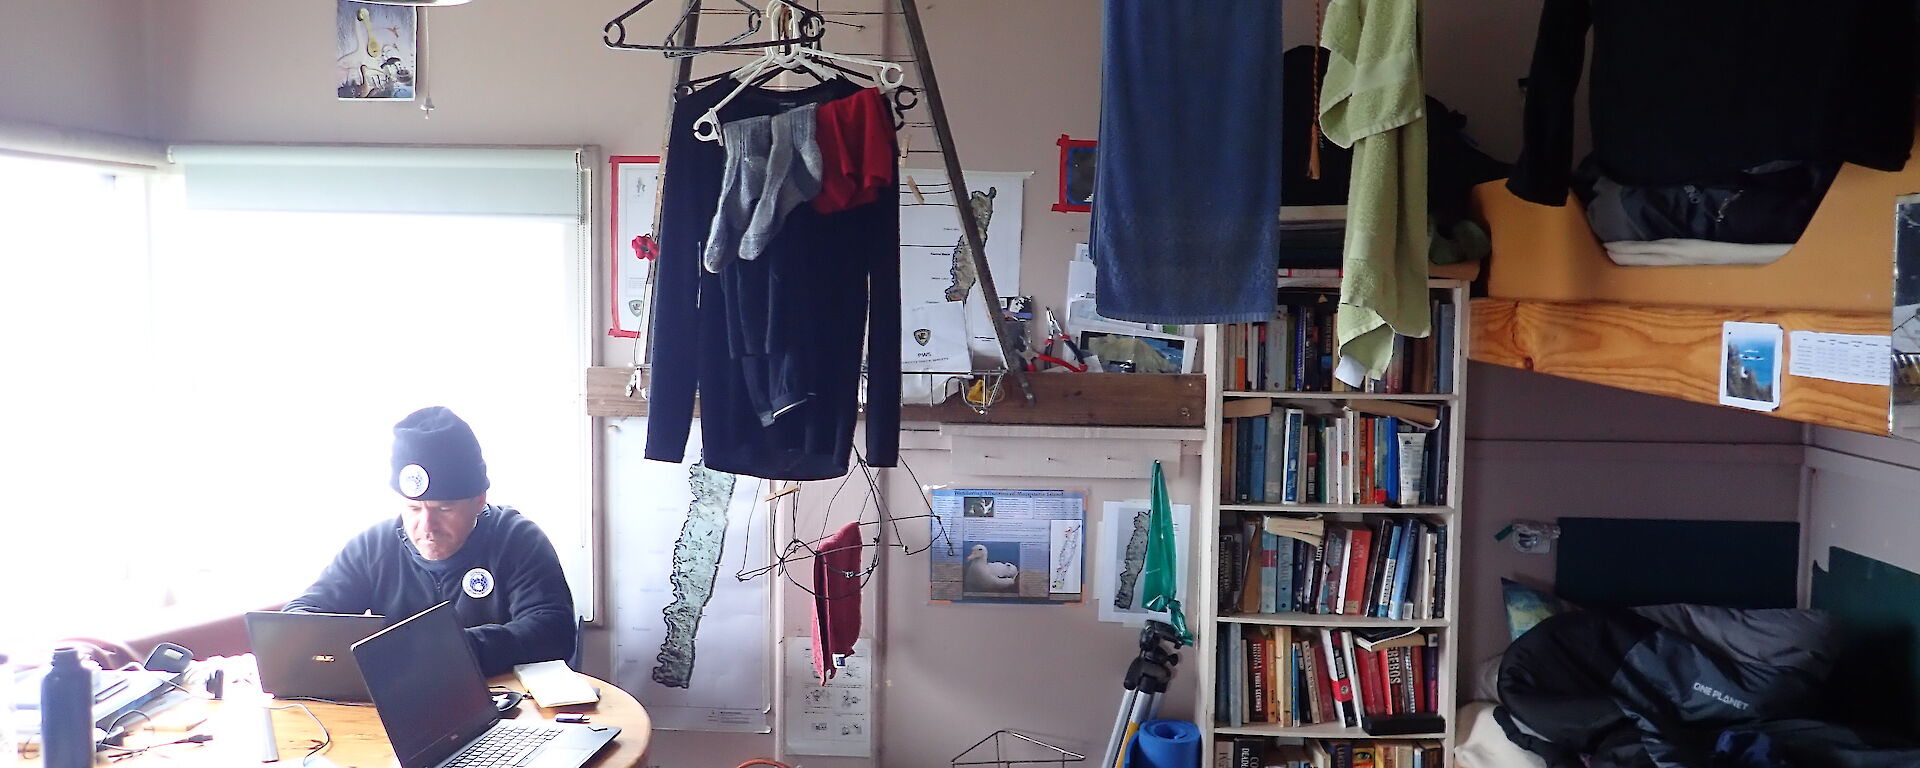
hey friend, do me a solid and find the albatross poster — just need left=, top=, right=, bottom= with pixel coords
left=929, top=489, right=1084, bottom=604
left=336, top=1, right=417, bottom=101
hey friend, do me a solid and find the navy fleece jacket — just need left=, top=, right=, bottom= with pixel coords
left=283, top=506, right=574, bottom=675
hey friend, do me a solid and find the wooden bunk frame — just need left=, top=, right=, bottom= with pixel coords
left=1467, top=127, right=1920, bottom=435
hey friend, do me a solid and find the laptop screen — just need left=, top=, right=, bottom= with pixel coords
left=351, top=602, right=498, bottom=768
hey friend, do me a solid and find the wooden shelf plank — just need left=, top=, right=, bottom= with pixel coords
left=586, top=366, right=650, bottom=418
left=1222, top=391, right=1458, bottom=401
left=900, top=372, right=1205, bottom=427
left=1219, top=504, right=1454, bottom=514
left=1212, top=723, right=1448, bottom=739
left=1471, top=298, right=1889, bottom=435
left=1218, top=614, right=1449, bottom=628
left=586, top=367, right=1206, bottom=427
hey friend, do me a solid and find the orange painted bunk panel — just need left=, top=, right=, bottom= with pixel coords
left=1473, top=126, right=1920, bottom=314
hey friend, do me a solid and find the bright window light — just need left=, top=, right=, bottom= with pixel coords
left=0, top=157, right=593, bottom=653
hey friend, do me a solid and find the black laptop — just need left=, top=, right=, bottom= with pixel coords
left=352, top=602, right=619, bottom=768
left=245, top=611, right=388, bottom=701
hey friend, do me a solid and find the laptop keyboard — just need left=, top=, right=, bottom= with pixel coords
left=444, top=726, right=565, bottom=768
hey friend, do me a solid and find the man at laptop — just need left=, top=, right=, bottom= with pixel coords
left=284, top=406, right=575, bottom=675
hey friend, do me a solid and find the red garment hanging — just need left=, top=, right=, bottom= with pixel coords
left=813, top=88, right=896, bottom=214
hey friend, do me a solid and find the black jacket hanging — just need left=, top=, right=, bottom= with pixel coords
left=1509, top=0, right=1913, bottom=207
left=645, top=78, right=900, bottom=481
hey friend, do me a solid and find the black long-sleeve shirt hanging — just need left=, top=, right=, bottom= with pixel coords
left=646, top=78, right=901, bottom=481
left=1508, top=0, right=1913, bottom=206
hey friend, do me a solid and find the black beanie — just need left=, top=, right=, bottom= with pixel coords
left=390, top=406, right=490, bottom=501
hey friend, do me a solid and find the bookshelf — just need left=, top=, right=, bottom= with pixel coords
left=1197, top=278, right=1468, bottom=767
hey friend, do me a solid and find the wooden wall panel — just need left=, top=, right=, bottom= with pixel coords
left=900, top=372, right=1205, bottom=426
left=586, top=367, right=1206, bottom=427
left=585, top=366, right=650, bottom=418
left=1472, top=299, right=1891, bottom=434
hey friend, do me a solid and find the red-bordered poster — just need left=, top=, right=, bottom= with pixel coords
left=1052, top=134, right=1096, bottom=213
left=609, top=155, right=662, bottom=339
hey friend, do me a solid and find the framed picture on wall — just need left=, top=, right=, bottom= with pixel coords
left=336, top=1, right=418, bottom=100
left=1052, top=134, right=1096, bottom=212
left=609, top=155, right=663, bottom=340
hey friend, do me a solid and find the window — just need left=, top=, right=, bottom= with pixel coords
left=0, top=156, right=161, bottom=651
left=0, top=148, right=596, bottom=653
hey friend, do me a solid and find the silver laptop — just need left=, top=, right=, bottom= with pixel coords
left=351, top=602, right=618, bottom=768
left=246, top=611, right=389, bottom=702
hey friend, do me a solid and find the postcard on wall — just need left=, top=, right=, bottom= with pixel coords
left=1788, top=331, right=1891, bottom=386
left=1078, top=330, right=1197, bottom=374
left=929, top=489, right=1085, bottom=604
left=1095, top=499, right=1191, bottom=627
left=337, top=1, right=418, bottom=101
left=1720, top=322, right=1784, bottom=412
left=782, top=638, right=872, bottom=758
left=609, top=156, right=663, bottom=339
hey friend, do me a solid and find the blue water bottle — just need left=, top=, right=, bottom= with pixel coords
left=40, top=647, right=92, bottom=768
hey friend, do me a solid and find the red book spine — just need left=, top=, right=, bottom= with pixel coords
left=1354, top=647, right=1387, bottom=718
left=1377, top=645, right=1397, bottom=716
left=1342, top=528, right=1373, bottom=615
left=1410, top=646, right=1427, bottom=714
left=1314, top=639, right=1338, bottom=724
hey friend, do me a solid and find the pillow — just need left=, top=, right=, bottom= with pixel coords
left=1502, top=579, right=1567, bottom=641
left=1455, top=702, right=1549, bottom=768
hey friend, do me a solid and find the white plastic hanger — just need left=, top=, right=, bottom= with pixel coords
left=692, top=0, right=908, bottom=143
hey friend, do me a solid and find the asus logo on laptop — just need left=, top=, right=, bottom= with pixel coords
left=312, top=655, right=336, bottom=663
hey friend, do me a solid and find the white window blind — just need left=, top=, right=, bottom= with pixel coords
left=168, top=145, right=587, bottom=218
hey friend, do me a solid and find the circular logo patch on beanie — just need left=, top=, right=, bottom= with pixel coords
left=398, top=463, right=431, bottom=499
left=463, top=567, right=495, bottom=599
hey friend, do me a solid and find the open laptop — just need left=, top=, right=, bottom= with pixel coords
left=352, top=602, right=619, bottom=768
left=245, top=611, right=388, bottom=701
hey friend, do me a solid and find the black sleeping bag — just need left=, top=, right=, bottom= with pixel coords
left=1497, top=605, right=1920, bottom=768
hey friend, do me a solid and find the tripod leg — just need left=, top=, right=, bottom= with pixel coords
left=1109, top=692, right=1158, bottom=768
left=1101, top=688, right=1140, bottom=768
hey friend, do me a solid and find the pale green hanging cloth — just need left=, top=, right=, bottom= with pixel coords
left=1140, top=460, right=1192, bottom=646
left=1319, top=0, right=1430, bottom=385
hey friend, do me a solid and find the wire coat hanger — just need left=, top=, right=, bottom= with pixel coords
left=604, top=0, right=826, bottom=55
left=734, top=451, right=952, bottom=595
left=692, top=0, right=910, bottom=142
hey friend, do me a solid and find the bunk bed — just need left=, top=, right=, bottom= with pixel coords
left=1468, top=126, right=1920, bottom=435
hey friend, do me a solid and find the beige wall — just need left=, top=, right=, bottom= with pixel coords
left=141, top=0, right=1557, bottom=371
left=16, top=0, right=1718, bottom=764
left=0, top=0, right=152, bottom=136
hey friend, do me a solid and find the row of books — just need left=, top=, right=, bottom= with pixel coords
left=1216, top=627, right=1443, bottom=730
left=1221, top=401, right=1451, bottom=507
left=1220, top=516, right=1448, bottom=621
left=1214, top=739, right=1444, bottom=768
left=1223, top=292, right=1457, bottom=395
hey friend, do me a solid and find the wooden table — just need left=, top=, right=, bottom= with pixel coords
left=21, top=673, right=650, bottom=768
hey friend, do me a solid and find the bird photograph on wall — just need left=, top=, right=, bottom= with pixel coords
left=335, top=1, right=417, bottom=100
left=963, top=542, right=1021, bottom=594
